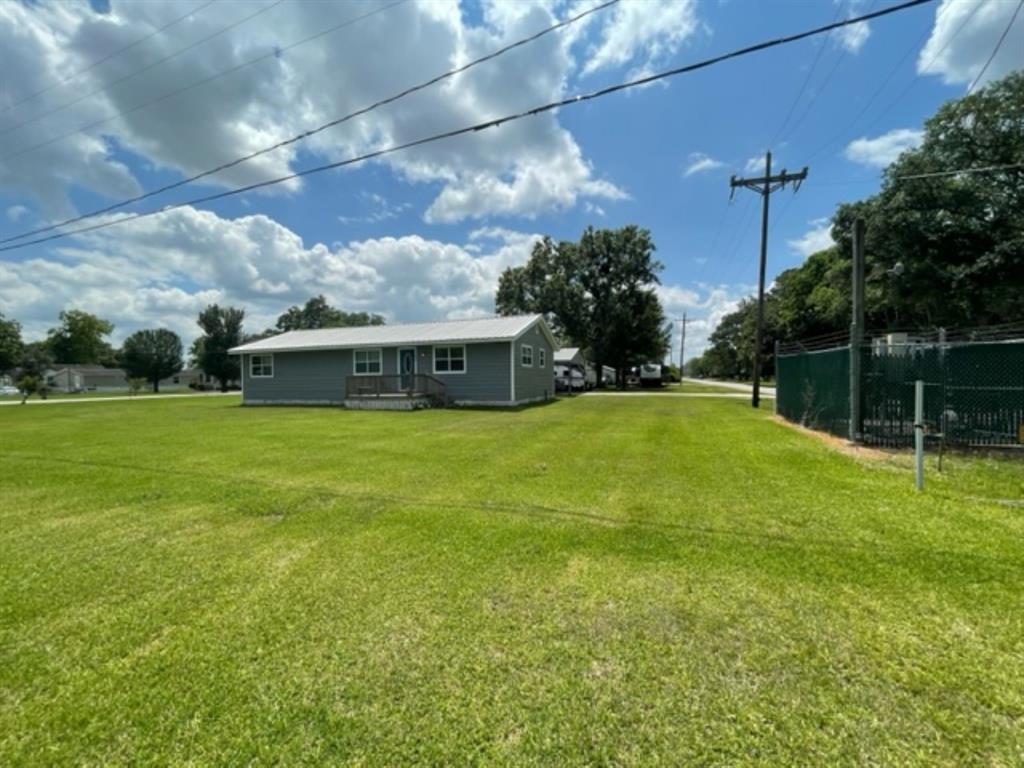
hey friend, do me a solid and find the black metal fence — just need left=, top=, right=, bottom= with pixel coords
left=777, top=327, right=1024, bottom=448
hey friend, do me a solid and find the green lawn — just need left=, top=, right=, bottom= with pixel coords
left=1, top=396, right=1022, bottom=765
left=0, top=388, right=206, bottom=402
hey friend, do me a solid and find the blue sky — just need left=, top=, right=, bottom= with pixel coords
left=0, top=0, right=1020, bottom=357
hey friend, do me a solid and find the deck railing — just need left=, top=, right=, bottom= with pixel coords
left=344, top=374, right=447, bottom=405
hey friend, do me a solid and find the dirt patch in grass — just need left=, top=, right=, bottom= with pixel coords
left=771, top=415, right=894, bottom=463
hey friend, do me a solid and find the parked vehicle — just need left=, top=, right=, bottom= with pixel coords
left=554, top=364, right=586, bottom=393
left=639, top=363, right=664, bottom=388
left=0, top=385, right=20, bottom=395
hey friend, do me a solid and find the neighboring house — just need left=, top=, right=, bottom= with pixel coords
left=229, top=314, right=557, bottom=408
left=158, top=367, right=224, bottom=389
left=554, top=347, right=585, bottom=370
left=46, top=365, right=128, bottom=392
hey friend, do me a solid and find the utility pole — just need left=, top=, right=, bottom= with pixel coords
left=849, top=217, right=865, bottom=442
left=679, top=313, right=687, bottom=376
left=730, top=151, right=808, bottom=408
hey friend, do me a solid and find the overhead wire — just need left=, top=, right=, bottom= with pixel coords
left=0, top=0, right=937, bottom=253
left=0, top=0, right=620, bottom=245
left=1, top=0, right=218, bottom=114
left=0, top=0, right=410, bottom=166
left=806, top=0, right=985, bottom=163
left=967, top=0, right=1023, bottom=92
left=0, top=0, right=287, bottom=137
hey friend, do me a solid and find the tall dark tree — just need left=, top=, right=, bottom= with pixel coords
left=496, top=226, right=668, bottom=387
left=0, top=313, right=23, bottom=375
left=275, top=295, right=384, bottom=332
left=120, top=329, right=183, bottom=393
left=193, top=305, right=244, bottom=391
left=47, top=309, right=115, bottom=364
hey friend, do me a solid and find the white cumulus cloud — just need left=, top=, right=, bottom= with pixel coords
left=683, top=152, right=724, bottom=177
left=844, top=128, right=924, bottom=168
left=580, top=0, right=700, bottom=77
left=0, top=207, right=543, bottom=345
left=787, top=218, right=835, bottom=258
left=0, top=0, right=666, bottom=224
left=918, top=0, right=1024, bottom=88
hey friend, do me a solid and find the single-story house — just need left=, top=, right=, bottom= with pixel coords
left=228, top=314, right=556, bottom=408
left=158, top=367, right=225, bottom=390
left=46, top=365, right=128, bottom=392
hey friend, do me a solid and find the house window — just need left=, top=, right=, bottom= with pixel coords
left=521, top=344, right=533, bottom=367
left=353, top=348, right=382, bottom=375
left=250, top=354, right=274, bottom=378
left=434, top=346, right=466, bottom=373
left=538, top=348, right=546, bottom=368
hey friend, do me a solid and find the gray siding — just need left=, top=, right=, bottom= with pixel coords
left=416, top=342, right=511, bottom=403
left=242, top=349, right=353, bottom=404
left=241, top=342, right=513, bottom=405
left=513, top=323, right=555, bottom=402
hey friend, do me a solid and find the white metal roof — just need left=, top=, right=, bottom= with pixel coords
left=230, top=314, right=552, bottom=354
left=554, top=347, right=583, bottom=363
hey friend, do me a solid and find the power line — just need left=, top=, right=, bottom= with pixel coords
left=767, top=0, right=847, bottom=148
left=0, top=0, right=936, bottom=253
left=1, top=0, right=218, bottom=115
left=894, top=162, right=1024, bottom=180
left=967, top=0, right=1023, bottom=93
left=806, top=0, right=984, bottom=163
left=0, top=0, right=619, bottom=245
left=0, top=0, right=287, bottom=138
left=0, top=0, right=410, bottom=166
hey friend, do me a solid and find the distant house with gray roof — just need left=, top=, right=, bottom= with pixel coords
left=46, top=365, right=128, bottom=392
left=229, top=314, right=556, bottom=408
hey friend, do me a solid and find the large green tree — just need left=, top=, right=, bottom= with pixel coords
left=193, top=305, right=244, bottom=391
left=0, top=313, right=23, bottom=375
left=275, top=296, right=384, bottom=332
left=46, top=310, right=115, bottom=364
left=120, top=329, right=184, bottom=393
left=689, top=71, right=1024, bottom=379
left=496, top=226, right=669, bottom=385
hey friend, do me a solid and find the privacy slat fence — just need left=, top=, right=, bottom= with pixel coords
left=777, top=331, right=1024, bottom=449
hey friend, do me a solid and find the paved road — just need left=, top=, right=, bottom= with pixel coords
left=681, top=377, right=776, bottom=396
left=0, top=392, right=238, bottom=407
left=582, top=391, right=753, bottom=399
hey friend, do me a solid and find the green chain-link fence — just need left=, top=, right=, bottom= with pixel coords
left=777, top=332, right=1024, bottom=449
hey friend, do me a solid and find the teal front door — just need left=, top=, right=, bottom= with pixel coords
left=399, top=348, right=416, bottom=389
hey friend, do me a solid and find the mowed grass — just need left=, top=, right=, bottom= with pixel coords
left=1, top=396, right=1022, bottom=765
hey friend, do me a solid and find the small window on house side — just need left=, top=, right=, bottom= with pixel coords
left=250, top=354, right=274, bottom=378
left=521, top=345, right=533, bottom=367
left=538, top=348, right=546, bottom=368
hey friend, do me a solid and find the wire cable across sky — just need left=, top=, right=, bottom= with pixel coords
left=0, top=0, right=621, bottom=246
left=0, top=0, right=937, bottom=253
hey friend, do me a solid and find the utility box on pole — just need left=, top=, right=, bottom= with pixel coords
left=849, top=218, right=865, bottom=443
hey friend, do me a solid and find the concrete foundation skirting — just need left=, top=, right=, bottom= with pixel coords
left=343, top=397, right=433, bottom=410
left=243, top=399, right=342, bottom=406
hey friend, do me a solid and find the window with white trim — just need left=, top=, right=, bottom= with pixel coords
left=433, top=345, right=466, bottom=373
left=521, top=344, right=533, bottom=367
left=250, top=354, right=274, bottom=378
left=353, top=348, right=382, bottom=375
left=538, top=348, right=546, bottom=368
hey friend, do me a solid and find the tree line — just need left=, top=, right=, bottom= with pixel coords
left=688, top=71, right=1023, bottom=380
left=0, top=296, right=384, bottom=399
